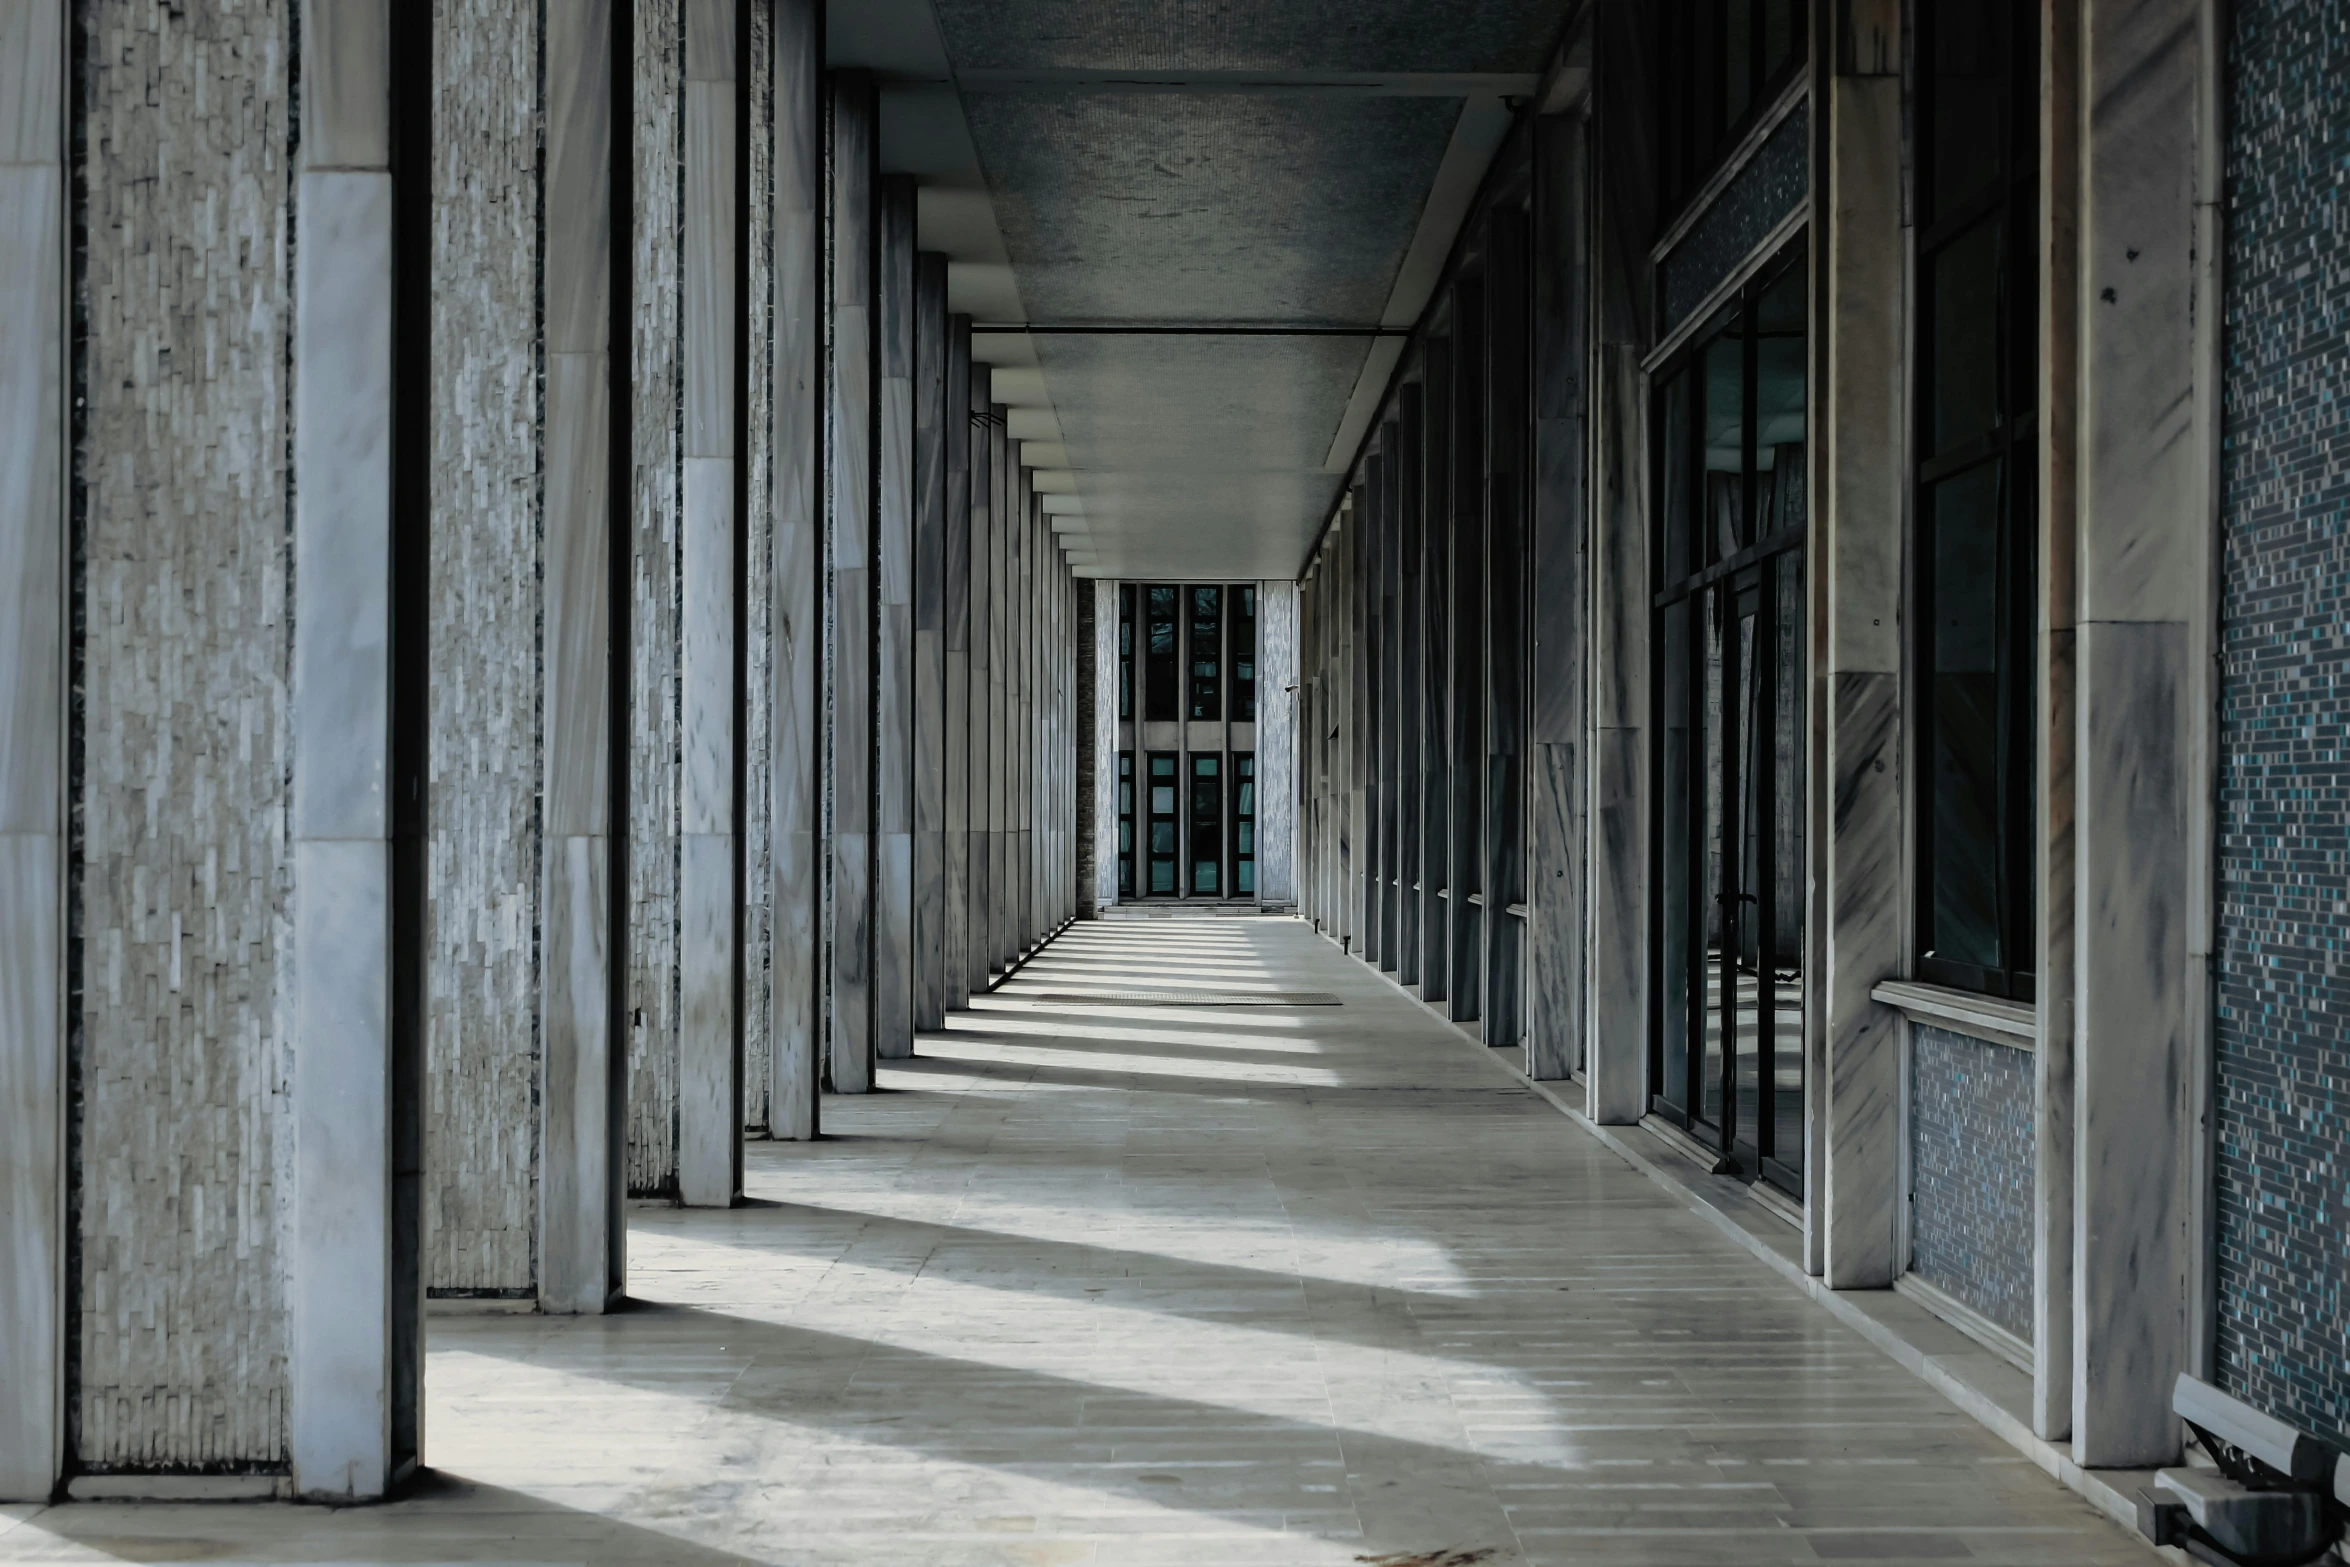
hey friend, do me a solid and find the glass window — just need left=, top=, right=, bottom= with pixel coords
left=1230, top=753, right=1256, bottom=897
left=1144, top=587, right=1179, bottom=722
left=1190, top=755, right=1222, bottom=897
left=1189, top=586, right=1223, bottom=721
left=1650, top=239, right=1809, bottom=1197
left=1117, top=751, right=1135, bottom=898
left=1659, top=0, right=1810, bottom=213
left=1118, top=585, right=1135, bottom=722
left=1147, top=753, right=1178, bottom=895
left=1229, top=585, right=1257, bottom=722
left=1913, top=0, right=2037, bottom=1000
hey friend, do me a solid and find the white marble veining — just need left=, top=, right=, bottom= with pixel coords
left=1092, top=579, right=1118, bottom=910
left=677, top=832, right=737, bottom=1207
left=540, top=834, right=617, bottom=1313
left=0, top=835, right=60, bottom=1501
left=681, top=457, right=734, bottom=836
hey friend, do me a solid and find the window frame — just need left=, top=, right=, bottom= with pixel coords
left=1908, top=0, right=2039, bottom=1003
left=1657, top=0, right=1810, bottom=222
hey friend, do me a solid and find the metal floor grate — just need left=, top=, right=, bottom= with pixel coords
left=1023, top=990, right=1343, bottom=1008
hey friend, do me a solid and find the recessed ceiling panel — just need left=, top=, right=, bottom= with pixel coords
left=965, top=92, right=1461, bottom=324
left=933, top=0, right=1565, bottom=73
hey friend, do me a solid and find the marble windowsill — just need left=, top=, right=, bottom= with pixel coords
left=1504, top=901, right=1528, bottom=919
left=1871, top=980, right=2036, bottom=1052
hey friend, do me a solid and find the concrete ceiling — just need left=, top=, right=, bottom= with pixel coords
left=831, top=0, right=1573, bottom=580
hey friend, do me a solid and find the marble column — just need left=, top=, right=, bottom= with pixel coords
left=1814, top=40, right=1905, bottom=1287
left=1526, top=111, right=1589, bottom=1083
left=1483, top=209, right=1531, bottom=1049
left=1257, top=583, right=1298, bottom=905
left=965, top=372, right=993, bottom=998
left=1581, top=5, right=1654, bottom=1125
left=1447, top=283, right=1487, bottom=1020
left=676, top=0, right=741, bottom=1207
left=1394, top=396, right=1424, bottom=979
left=912, top=255, right=948, bottom=1027
left=1368, top=447, right=1393, bottom=965
left=941, top=318, right=973, bottom=1006
left=988, top=404, right=1012, bottom=973
left=290, top=0, right=414, bottom=1497
left=541, top=0, right=624, bottom=1310
left=1092, top=579, right=1119, bottom=910
left=2068, top=0, right=2211, bottom=1468
left=873, top=176, right=915, bottom=1062
left=2033, top=0, right=2083, bottom=1445
left=767, top=0, right=820, bottom=1139
left=0, top=0, right=64, bottom=1503
left=1418, top=339, right=1454, bottom=1003
left=826, top=72, right=876, bottom=1093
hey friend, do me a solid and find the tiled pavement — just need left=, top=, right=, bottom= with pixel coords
left=1, top=917, right=2157, bottom=1565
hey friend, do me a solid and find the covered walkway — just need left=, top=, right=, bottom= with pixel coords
left=5, top=920, right=2151, bottom=1565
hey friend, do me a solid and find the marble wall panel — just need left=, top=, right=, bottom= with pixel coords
left=1091, top=580, right=1117, bottom=909
left=941, top=321, right=972, bottom=1002
left=1819, top=670, right=1901, bottom=1286
left=0, top=837, right=60, bottom=1498
left=540, top=834, right=615, bottom=1312
left=74, top=0, right=294, bottom=1464
left=768, top=0, right=820, bottom=1138
left=965, top=379, right=994, bottom=998
left=625, top=0, right=684, bottom=1195
left=1586, top=727, right=1645, bottom=1123
left=427, top=0, right=541, bottom=1299
left=678, top=459, right=736, bottom=1203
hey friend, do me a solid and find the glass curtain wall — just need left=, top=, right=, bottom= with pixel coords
left=1112, top=582, right=1260, bottom=901
left=1658, top=0, right=1808, bottom=213
left=1913, top=0, right=2038, bottom=999
left=1652, top=242, right=1809, bottom=1194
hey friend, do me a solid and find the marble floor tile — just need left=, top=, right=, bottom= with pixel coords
left=0, top=918, right=2155, bottom=1566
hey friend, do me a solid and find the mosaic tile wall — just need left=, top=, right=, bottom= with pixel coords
left=1908, top=1025, right=2035, bottom=1342
left=1657, top=99, right=1809, bottom=335
left=2215, top=0, right=2350, bottom=1448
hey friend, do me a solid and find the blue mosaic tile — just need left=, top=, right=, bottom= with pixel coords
left=1908, top=1025, right=2035, bottom=1341
left=2216, top=0, right=2350, bottom=1450
left=1657, top=99, right=1809, bottom=335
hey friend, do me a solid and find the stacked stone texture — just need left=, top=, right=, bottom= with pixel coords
left=75, top=0, right=293, bottom=1466
left=628, top=0, right=685, bottom=1196
left=426, top=0, right=544, bottom=1296
left=2217, top=0, right=2350, bottom=1448
left=741, top=0, right=775, bottom=1132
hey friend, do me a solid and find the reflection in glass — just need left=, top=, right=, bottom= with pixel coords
left=1930, top=0, right=2006, bottom=222
left=1190, top=755, right=1222, bottom=896
left=1930, top=217, right=2004, bottom=456
left=1230, top=586, right=1257, bottom=721
left=1660, top=589, right=1695, bottom=1120
left=1147, top=752, right=1178, bottom=894
left=1231, top=753, right=1256, bottom=896
left=1145, top=587, right=1179, bottom=721
left=1117, top=751, right=1135, bottom=898
left=1927, top=460, right=2005, bottom=970
left=1119, top=585, right=1135, bottom=721
left=1703, top=321, right=1747, bottom=562
left=1189, top=586, right=1222, bottom=721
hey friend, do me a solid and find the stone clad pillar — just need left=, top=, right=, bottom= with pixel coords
left=768, top=0, right=821, bottom=1139
left=874, top=176, right=916, bottom=1063
left=827, top=72, right=877, bottom=1093
left=0, top=0, right=66, bottom=1503
left=676, top=0, right=742, bottom=1206
left=913, top=255, right=950, bottom=1030
left=941, top=318, right=974, bottom=1006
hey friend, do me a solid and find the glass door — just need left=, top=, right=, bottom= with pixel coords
left=1650, top=243, right=1808, bottom=1197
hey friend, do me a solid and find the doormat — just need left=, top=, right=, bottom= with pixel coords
left=1025, top=990, right=1343, bottom=1007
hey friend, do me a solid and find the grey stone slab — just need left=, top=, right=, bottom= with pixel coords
left=543, top=352, right=611, bottom=837
left=685, top=0, right=734, bottom=81
left=1820, top=669, right=1901, bottom=1288
left=298, top=0, right=388, bottom=168
left=681, top=456, right=734, bottom=835
left=293, top=169, right=393, bottom=843
left=289, top=837, right=392, bottom=1497
left=1586, top=725, right=1644, bottom=1124
left=875, top=830, right=914, bottom=1061
left=683, top=80, right=737, bottom=458
left=545, top=0, right=612, bottom=356
left=0, top=0, right=61, bottom=166
left=540, top=834, right=617, bottom=1313
left=831, top=835, right=874, bottom=1093
left=677, top=831, right=737, bottom=1207
left=1525, top=740, right=1580, bottom=1081
left=1256, top=582, right=1298, bottom=905
left=0, top=832, right=60, bottom=1500
left=0, top=164, right=61, bottom=838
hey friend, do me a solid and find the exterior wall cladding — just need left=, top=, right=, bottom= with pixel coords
left=2218, top=0, right=2350, bottom=1449
left=1907, top=1028, right=2034, bottom=1341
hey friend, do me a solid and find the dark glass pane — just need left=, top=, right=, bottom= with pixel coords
left=1762, top=0, right=1801, bottom=81
left=1929, top=0, right=2006, bottom=224
left=1230, top=585, right=1257, bottom=721
left=1926, top=461, right=2005, bottom=971
left=1756, top=260, right=1807, bottom=537
left=1659, top=593, right=1696, bottom=1117
left=1701, top=314, right=1747, bottom=562
left=1929, top=215, right=2004, bottom=456
left=1771, top=549, right=1806, bottom=1178
left=1191, top=755, right=1221, bottom=895
left=1189, top=586, right=1222, bottom=721
left=1230, top=752, right=1255, bottom=898
left=1720, top=0, right=1754, bottom=129
left=1145, top=586, right=1179, bottom=721
left=1660, top=369, right=1695, bottom=585
left=1119, top=585, right=1135, bottom=720
left=1699, top=583, right=1729, bottom=1129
